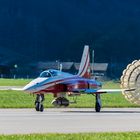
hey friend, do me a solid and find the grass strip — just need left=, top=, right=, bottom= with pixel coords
left=0, top=132, right=140, bottom=140
left=0, top=79, right=139, bottom=108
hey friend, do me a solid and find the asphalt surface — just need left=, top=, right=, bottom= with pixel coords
left=0, top=108, right=140, bottom=134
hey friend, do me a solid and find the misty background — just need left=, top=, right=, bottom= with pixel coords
left=0, top=0, right=140, bottom=77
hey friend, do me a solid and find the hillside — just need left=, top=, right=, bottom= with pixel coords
left=0, top=0, right=139, bottom=65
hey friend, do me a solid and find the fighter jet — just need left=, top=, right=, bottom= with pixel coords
left=5, top=45, right=133, bottom=112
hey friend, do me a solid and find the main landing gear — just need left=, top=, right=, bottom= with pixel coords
left=35, top=94, right=44, bottom=112
left=95, top=94, right=102, bottom=112
left=34, top=93, right=101, bottom=112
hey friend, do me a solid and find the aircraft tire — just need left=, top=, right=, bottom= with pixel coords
left=40, top=104, right=44, bottom=112
left=35, top=102, right=40, bottom=111
left=95, top=102, right=101, bottom=112
left=35, top=102, right=44, bottom=112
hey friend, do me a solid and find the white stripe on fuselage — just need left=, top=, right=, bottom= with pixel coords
left=78, top=45, right=89, bottom=76
left=80, top=53, right=89, bottom=77
left=24, top=76, right=79, bottom=93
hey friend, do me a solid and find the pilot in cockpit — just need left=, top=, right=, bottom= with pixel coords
left=39, top=70, right=59, bottom=78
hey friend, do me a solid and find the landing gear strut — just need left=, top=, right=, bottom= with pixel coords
left=35, top=94, right=44, bottom=112
left=95, top=94, right=102, bottom=112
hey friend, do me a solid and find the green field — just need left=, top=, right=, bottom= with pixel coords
left=0, top=78, right=30, bottom=86
left=0, top=132, right=140, bottom=140
left=0, top=79, right=139, bottom=108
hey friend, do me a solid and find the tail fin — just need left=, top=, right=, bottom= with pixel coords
left=78, top=45, right=91, bottom=78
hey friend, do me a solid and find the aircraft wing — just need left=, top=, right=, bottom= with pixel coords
left=95, top=88, right=135, bottom=94
left=0, top=86, right=24, bottom=91
left=11, top=87, right=24, bottom=91
left=71, top=88, right=135, bottom=94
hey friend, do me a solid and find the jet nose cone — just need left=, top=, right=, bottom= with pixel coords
left=23, top=85, right=32, bottom=92
left=23, top=77, right=47, bottom=93
left=23, top=83, right=38, bottom=93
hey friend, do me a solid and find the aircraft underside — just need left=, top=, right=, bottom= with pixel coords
left=34, top=92, right=102, bottom=112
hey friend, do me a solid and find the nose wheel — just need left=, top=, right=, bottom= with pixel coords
left=35, top=94, right=44, bottom=112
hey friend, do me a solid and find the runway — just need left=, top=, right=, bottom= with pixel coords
left=0, top=108, right=140, bottom=134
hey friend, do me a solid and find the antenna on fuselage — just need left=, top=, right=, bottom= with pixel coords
left=60, top=63, right=63, bottom=71
left=92, top=49, right=94, bottom=77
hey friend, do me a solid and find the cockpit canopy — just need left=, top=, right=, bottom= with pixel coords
left=39, top=71, right=51, bottom=78
left=39, top=69, right=62, bottom=78
left=39, top=69, right=73, bottom=78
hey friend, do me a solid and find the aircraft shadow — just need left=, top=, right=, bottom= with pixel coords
left=63, top=110, right=140, bottom=114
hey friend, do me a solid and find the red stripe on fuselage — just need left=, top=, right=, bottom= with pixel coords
left=42, top=76, right=79, bottom=87
left=34, top=78, right=99, bottom=94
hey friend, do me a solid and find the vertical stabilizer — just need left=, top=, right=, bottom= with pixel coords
left=78, top=45, right=91, bottom=78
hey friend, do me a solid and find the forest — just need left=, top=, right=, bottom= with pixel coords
left=0, top=0, right=139, bottom=67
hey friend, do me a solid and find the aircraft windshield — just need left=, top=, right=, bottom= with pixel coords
left=39, top=70, right=60, bottom=78
left=39, top=71, right=52, bottom=78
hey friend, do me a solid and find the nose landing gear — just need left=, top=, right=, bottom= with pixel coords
left=35, top=94, right=44, bottom=112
